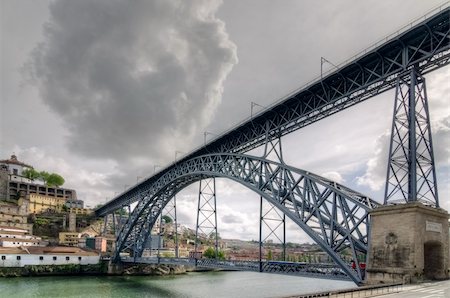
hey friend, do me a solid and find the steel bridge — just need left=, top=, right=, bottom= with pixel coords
left=96, top=6, right=450, bottom=285
left=121, top=257, right=351, bottom=281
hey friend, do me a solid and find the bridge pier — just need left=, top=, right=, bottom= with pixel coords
left=366, top=203, right=449, bottom=284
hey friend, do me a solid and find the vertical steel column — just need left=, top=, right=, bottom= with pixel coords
left=157, top=213, right=162, bottom=260
left=173, top=195, right=179, bottom=258
left=195, top=177, right=218, bottom=258
left=259, top=196, right=263, bottom=272
left=384, top=67, right=439, bottom=207
left=118, top=207, right=123, bottom=236
left=112, top=212, right=117, bottom=237
left=158, top=195, right=179, bottom=258
left=102, top=214, right=108, bottom=236
left=408, top=71, right=417, bottom=202
left=259, top=123, right=287, bottom=265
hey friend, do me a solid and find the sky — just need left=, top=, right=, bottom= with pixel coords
left=1, top=0, right=449, bottom=243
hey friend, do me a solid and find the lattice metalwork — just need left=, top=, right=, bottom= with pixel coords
left=384, top=68, right=439, bottom=207
left=157, top=196, right=179, bottom=257
left=113, top=153, right=379, bottom=284
left=260, top=199, right=286, bottom=263
left=121, top=257, right=350, bottom=281
left=96, top=7, right=449, bottom=217
left=195, top=177, right=218, bottom=257
left=259, top=133, right=286, bottom=265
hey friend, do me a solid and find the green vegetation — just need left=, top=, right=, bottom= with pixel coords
left=203, top=247, right=225, bottom=260
left=114, top=207, right=128, bottom=216
left=162, top=215, right=172, bottom=224
left=22, top=169, right=65, bottom=187
left=22, top=168, right=40, bottom=180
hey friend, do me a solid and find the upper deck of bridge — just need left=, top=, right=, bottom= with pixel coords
left=96, top=5, right=450, bottom=216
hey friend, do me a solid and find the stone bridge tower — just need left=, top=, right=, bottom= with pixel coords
left=366, top=68, right=449, bottom=284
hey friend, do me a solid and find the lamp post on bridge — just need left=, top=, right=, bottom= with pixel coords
left=251, top=101, right=265, bottom=118
left=174, top=150, right=184, bottom=162
left=203, top=131, right=217, bottom=145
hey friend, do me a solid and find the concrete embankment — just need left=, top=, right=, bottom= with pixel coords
left=286, top=283, right=410, bottom=298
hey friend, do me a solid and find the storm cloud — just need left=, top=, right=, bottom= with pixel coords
left=28, top=0, right=237, bottom=164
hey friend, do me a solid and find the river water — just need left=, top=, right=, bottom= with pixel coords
left=1, top=271, right=356, bottom=298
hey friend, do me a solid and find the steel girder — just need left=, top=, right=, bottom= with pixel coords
left=122, top=257, right=350, bottom=281
left=385, top=68, right=439, bottom=207
left=96, top=7, right=449, bottom=217
left=113, top=153, right=380, bottom=284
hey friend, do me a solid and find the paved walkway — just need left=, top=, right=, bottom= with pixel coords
left=374, top=280, right=450, bottom=298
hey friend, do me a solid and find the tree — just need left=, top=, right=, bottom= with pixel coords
left=46, top=173, right=65, bottom=187
left=267, top=249, right=273, bottom=261
left=162, top=215, right=172, bottom=224
left=22, top=168, right=40, bottom=180
left=203, top=247, right=225, bottom=260
left=39, top=171, right=51, bottom=184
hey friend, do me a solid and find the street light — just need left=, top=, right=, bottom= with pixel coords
left=203, top=131, right=217, bottom=145
left=251, top=101, right=265, bottom=118
left=175, top=150, right=184, bottom=161
left=320, top=56, right=338, bottom=79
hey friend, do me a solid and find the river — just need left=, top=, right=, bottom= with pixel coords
left=1, top=271, right=356, bottom=298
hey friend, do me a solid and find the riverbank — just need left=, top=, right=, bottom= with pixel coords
left=0, top=261, right=188, bottom=277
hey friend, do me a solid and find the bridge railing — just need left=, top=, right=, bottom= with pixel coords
left=121, top=257, right=352, bottom=281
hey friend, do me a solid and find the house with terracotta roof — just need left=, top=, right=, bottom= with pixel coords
left=0, top=246, right=100, bottom=267
left=0, top=226, right=48, bottom=248
left=0, top=154, right=33, bottom=177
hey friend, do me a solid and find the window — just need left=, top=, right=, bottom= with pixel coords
left=39, top=256, right=44, bottom=261
left=16, top=256, right=21, bottom=260
left=13, top=169, right=18, bottom=175
left=78, top=257, right=82, bottom=261
left=66, top=257, right=70, bottom=261
left=1, top=256, right=5, bottom=260
left=53, top=256, right=57, bottom=261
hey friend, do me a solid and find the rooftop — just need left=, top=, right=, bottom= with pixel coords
left=0, top=246, right=99, bottom=256
left=0, top=154, right=33, bottom=169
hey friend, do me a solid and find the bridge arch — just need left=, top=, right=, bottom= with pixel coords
left=114, top=153, right=380, bottom=284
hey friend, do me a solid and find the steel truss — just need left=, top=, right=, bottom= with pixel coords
left=156, top=196, right=178, bottom=257
left=260, top=133, right=286, bottom=266
left=385, top=68, right=439, bottom=207
left=195, top=177, right=219, bottom=257
left=113, top=153, right=379, bottom=284
left=96, top=7, right=449, bottom=217
left=122, top=257, right=350, bottom=281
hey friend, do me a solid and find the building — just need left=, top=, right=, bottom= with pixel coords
left=0, top=226, right=47, bottom=247
left=59, top=232, right=81, bottom=246
left=0, top=154, right=77, bottom=201
left=65, top=199, right=84, bottom=209
left=28, top=194, right=67, bottom=214
left=0, top=246, right=99, bottom=267
left=95, top=237, right=107, bottom=253
left=68, top=207, right=92, bottom=216
left=0, top=200, right=33, bottom=233
left=0, top=154, right=33, bottom=177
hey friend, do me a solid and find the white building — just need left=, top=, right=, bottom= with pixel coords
left=0, top=226, right=47, bottom=247
left=0, top=246, right=100, bottom=267
left=0, top=154, right=33, bottom=176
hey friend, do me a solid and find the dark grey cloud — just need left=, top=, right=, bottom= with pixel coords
left=27, top=0, right=237, bottom=164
